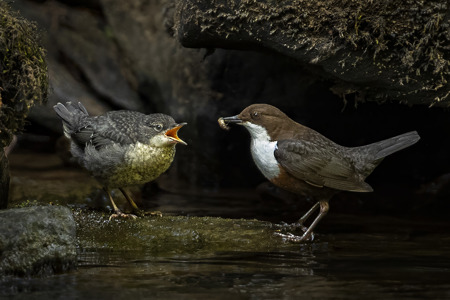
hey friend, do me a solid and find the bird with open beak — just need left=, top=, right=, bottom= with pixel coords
left=54, top=102, right=187, bottom=219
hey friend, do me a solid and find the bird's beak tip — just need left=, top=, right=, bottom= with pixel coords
left=218, top=115, right=242, bottom=130
left=165, top=123, right=187, bottom=145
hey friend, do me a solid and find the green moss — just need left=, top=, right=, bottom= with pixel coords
left=13, top=199, right=40, bottom=208
left=188, top=0, right=449, bottom=104
left=0, top=1, right=48, bottom=147
left=242, top=0, right=448, bottom=75
left=74, top=209, right=286, bottom=255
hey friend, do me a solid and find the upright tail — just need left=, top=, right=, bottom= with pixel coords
left=53, top=102, right=89, bottom=138
left=368, top=131, right=420, bottom=160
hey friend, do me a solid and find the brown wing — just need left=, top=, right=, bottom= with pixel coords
left=274, top=139, right=373, bottom=192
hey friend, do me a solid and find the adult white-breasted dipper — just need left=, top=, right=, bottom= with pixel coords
left=54, top=102, right=187, bottom=219
left=219, top=104, right=420, bottom=242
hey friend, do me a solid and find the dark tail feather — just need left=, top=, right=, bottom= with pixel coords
left=369, top=131, right=420, bottom=160
left=53, top=102, right=89, bottom=137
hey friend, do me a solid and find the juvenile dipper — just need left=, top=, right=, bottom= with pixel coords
left=54, top=102, right=187, bottom=219
left=219, top=104, right=420, bottom=242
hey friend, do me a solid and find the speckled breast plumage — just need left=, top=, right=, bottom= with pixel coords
left=80, top=142, right=176, bottom=188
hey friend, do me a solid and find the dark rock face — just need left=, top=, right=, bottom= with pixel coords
left=0, top=206, right=77, bottom=276
left=12, top=0, right=319, bottom=190
left=175, top=0, right=450, bottom=107
left=0, top=1, right=48, bottom=148
left=9, top=0, right=450, bottom=207
left=0, top=150, right=9, bottom=209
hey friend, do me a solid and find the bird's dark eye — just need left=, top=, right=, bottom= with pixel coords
left=154, top=124, right=163, bottom=131
left=251, top=111, right=259, bottom=119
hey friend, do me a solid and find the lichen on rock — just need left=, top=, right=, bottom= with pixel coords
left=0, top=1, right=48, bottom=147
left=176, top=0, right=449, bottom=106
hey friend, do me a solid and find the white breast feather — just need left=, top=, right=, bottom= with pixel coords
left=244, top=122, right=280, bottom=180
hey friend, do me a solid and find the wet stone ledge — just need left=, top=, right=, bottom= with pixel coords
left=0, top=206, right=77, bottom=277
left=0, top=204, right=295, bottom=278
left=74, top=209, right=286, bottom=255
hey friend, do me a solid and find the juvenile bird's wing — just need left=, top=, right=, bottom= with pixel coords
left=275, top=139, right=373, bottom=192
left=71, top=115, right=135, bottom=150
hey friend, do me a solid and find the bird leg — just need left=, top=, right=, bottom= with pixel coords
left=275, top=202, right=319, bottom=232
left=296, top=202, right=320, bottom=229
left=298, top=201, right=329, bottom=241
left=119, top=187, right=140, bottom=211
left=275, top=201, right=329, bottom=243
left=119, top=187, right=162, bottom=217
left=104, top=188, right=137, bottom=220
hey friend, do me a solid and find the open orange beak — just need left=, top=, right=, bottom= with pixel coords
left=165, top=123, right=187, bottom=145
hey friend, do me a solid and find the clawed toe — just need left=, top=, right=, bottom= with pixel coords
left=274, top=230, right=314, bottom=243
left=109, top=212, right=138, bottom=220
left=275, top=222, right=308, bottom=232
left=108, top=210, right=162, bottom=220
left=143, top=210, right=163, bottom=217
left=290, top=223, right=309, bottom=232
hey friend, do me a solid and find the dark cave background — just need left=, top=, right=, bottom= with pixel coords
left=8, top=0, right=450, bottom=220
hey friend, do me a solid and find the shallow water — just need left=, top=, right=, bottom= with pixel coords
left=3, top=241, right=450, bottom=299
left=5, top=152, right=450, bottom=299
left=2, top=198, right=450, bottom=299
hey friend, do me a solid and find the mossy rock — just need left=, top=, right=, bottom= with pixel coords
left=176, top=0, right=449, bottom=106
left=0, top=206, right=77, bottom=276
left=0, top=1, right=48, bottom=147
left=74, top=209, right=291, bottom=255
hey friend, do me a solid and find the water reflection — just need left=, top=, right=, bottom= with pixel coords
left=3, top=184, right=450, bottom=300
left=3, top=229, right=450, bottom=299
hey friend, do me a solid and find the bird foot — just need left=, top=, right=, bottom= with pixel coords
left=275, top=221, right=309, bottom=233
left=274, top=231, right=314, bottom=243
left=109, top=212, right=138, bottom=221
left=127, top=209, right=163, bottom=218
left=274, top=222, right=314, bottom=243
left=142, top=210, right=163, bottom=217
